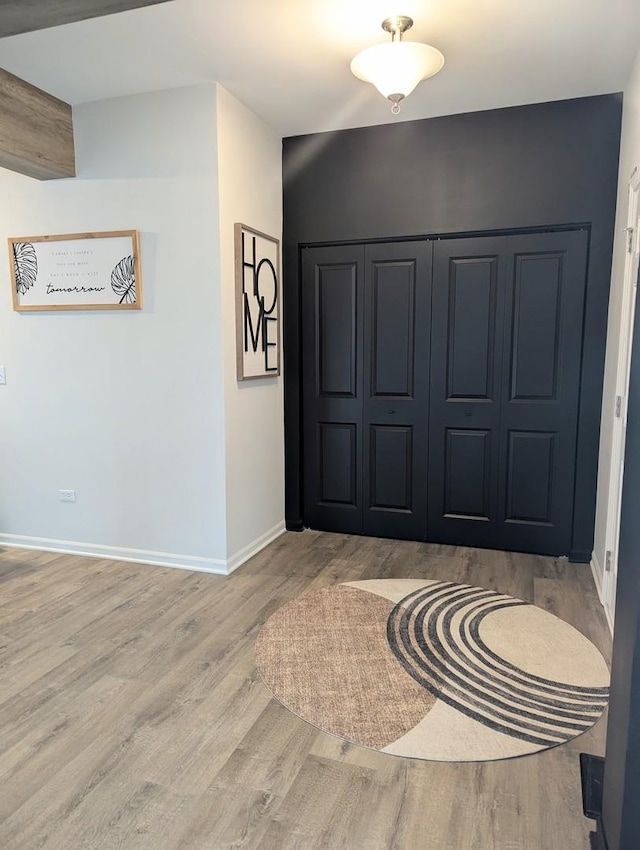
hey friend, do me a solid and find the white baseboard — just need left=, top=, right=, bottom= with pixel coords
left=0, top=533, right=228, bottom=574
left=591, top=550, right=604, bottom=602
left=591, top=550, right=614, bottom=635
left=0, top=522, right=287, bottom=577
left=603, top=599, right=614, bottom=635
left=226, top=521, right=286, bottom=574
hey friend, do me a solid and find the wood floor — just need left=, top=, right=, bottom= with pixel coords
left=0, top=532, right=610, bottom=849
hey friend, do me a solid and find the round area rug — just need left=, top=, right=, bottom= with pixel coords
left=254, top=579, right=610, bottom=762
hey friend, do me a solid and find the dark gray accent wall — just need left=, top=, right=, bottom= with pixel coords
left=283, top=94, right=623, bottom=557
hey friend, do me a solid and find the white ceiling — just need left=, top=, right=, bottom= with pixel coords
left=0, top=0, right=639, bottom=137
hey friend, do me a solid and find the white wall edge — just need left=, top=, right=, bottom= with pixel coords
left=226, top=521, right=286, bottom=575
left=0, top=533, right=228, bottom=575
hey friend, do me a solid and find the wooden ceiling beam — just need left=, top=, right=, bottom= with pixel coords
left=0, top=0, right=174, bottom=38
left=0, top=67, right=75, bottom=180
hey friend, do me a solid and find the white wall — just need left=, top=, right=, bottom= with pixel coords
left=594, top=49, right=640, bottom=593
left=215, top=85, right=285, bottom=568
left=0, top=82, right=285, bottom=574
left=0, top=84, right=230, bottom=572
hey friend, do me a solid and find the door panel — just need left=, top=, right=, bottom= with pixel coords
left=370, top=264, right=415, bottom=398
left=509, top=254, right=562, bottom=400
left=318, top=422, right=358, bottom=506
left=318, top=268, right=358, bottom=396
left=446, top=257, right=498, bottom=400
left=429, top=230, right=588, bottom=555
left=302, top=246, right=364, bottom=533
left=505, top=430, right=555, bottom=523
left=369, top=425, right=413, bottom=511
left=363, top=242, right=431, bottom=539
left=444, top=428, right=492, bottom=520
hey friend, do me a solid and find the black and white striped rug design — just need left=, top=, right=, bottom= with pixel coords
left=387, top=582, right=609, bottom=749
left=255, top=579, right=610, bottom=762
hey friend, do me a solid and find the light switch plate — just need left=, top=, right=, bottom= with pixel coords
left=0, top=367, right=5, bottom=385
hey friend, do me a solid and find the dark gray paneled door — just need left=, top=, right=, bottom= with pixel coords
left=302, top=242, right=431, bottom=538
left=362, top=242, right=431, bottom=539
left=302, top=229, right=587, bottom=555
left=428, top=230, right=588, bottom=555
left=302, top=245, right=365, bottom=534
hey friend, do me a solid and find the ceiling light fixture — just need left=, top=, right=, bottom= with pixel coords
left=350, top=16, right=444, bottom=115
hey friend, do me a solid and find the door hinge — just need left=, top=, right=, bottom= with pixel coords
left=627, top=227, right=635, bottom=254
left=616, top=395, right=623, bottom=418
left=605, top=550, right=612, bottom=572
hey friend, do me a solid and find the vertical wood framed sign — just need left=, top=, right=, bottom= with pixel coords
left=235, top=223, right=280, bottom=380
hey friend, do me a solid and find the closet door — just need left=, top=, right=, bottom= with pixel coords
left=302, top=245, right=365, bottom=534
left=362, top=242, right=431, bottom=539
left=428, top=230, right=588, bottom=556
left=496, top=230, right=588, bottom=554
left=428, top=237, right=507, bottom=549
left=302, top=241, right=431, bottom=539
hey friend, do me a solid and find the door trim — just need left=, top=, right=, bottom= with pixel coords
left=598, top=167, right=640, bottom=629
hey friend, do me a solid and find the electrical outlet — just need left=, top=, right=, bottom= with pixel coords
left=59, top=489, right=76, bottom=503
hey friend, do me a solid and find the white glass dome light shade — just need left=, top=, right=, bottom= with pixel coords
left=350, top=41, right=445, bottom=100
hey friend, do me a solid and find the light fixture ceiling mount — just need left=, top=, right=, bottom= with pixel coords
left=381, top=15, right=413, bottom=38
left=351, top=16, right=444, bottom=115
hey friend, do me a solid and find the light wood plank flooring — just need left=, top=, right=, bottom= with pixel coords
left=0, top=532, right=610, bottom=849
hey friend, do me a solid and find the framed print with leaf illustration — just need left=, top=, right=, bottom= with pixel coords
left=9, top=230, right=142, bottom=312
left=235, top=223, right=280, bottom=380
